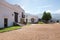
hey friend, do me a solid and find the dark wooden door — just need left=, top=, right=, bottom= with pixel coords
left=14, top=12, right=18, bottom=23
left=4, top=18, right=8, bottom=28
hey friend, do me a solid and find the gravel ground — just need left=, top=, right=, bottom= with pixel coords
left=0, top=24, right=60, bottom=40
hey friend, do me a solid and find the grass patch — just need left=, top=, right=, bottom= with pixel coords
left=38, top=21, right=44, bottom=24
left=27, top=23, right=31, bottom=25
left=0, top=26, right=21, bottom=33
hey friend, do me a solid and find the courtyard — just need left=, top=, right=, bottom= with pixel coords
left=0, top=24, right=60, bottom=40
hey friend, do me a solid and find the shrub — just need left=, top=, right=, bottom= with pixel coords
left=38, top=21, right=44, bottom=24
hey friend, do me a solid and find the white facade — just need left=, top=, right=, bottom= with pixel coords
left=25, top=13, right=38, bottom=23
left=0, top=0, right=25, bottom=28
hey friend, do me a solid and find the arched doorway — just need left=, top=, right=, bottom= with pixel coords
left=31, top=18, right=35, bottom=23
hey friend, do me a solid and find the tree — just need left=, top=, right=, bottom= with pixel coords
left=42, top=11, right=52, bottom=23
left=57, top=20, right=59, bottom=23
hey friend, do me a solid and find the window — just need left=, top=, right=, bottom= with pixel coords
left=22, top=12, right=25, bottom=18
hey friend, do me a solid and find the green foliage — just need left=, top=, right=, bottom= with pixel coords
left=38, top=21, right=44, bottom=24
left=0, top=26, right=21, bottom=33
left=42, top=11, right=52, bottom=22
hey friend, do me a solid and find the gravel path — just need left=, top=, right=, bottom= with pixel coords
left=0, top=24, right=60, bottom=40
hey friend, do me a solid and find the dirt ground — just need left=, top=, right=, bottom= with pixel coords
left=0, top=24, right=60, bottom=40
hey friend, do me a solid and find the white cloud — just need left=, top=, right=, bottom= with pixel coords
left=55, top=9, right=60, bottom=13
left=46, top=10, right=51, bottom=12
left=46, top=9, right=60, bottom=14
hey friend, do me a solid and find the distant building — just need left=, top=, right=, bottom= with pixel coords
left=0, top=0, right=25, bottom=28
left=49, top=19, right=60, bottom=23
left=25, top=13, right=39, bottom=23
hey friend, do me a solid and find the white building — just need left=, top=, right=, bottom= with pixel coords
left=25, top=13, right=39, bottom=23
left=0, top=0, right=25, bottom=28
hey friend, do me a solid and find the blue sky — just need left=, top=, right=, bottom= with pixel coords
left=6, top=0, right=60, bottom=15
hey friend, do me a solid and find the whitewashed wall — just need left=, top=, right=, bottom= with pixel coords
left=0, top=0, right=25, bottom=28
left=25, top=14, right=38, bottom=23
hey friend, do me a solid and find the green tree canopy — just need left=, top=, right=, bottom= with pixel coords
left=42, top=11, right=52, bottom=22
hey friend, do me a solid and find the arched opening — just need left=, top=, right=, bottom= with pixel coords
left=31, top=18, right=35, bottom=23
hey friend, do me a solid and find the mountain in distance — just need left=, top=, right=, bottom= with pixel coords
left=37, top=13, right=60, bottom=20
left=25, top=13, right=60, bottom=20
